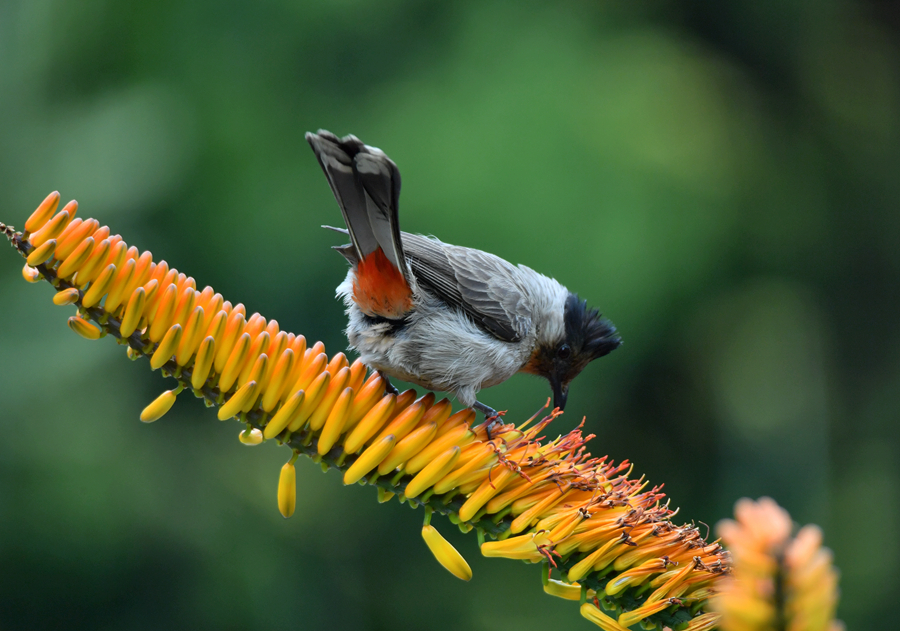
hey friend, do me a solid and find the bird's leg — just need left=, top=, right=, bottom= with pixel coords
left=472, top=400, right=497, bottom=418
left=378, top=371, right=400, bottom=396
left=472, top=400, right=502, bottom=440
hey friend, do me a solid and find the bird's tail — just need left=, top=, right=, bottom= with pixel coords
left=306, top=130, right=412, bottom=318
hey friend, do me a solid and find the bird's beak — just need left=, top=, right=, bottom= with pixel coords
left=551, top=377, right=568, bottom=411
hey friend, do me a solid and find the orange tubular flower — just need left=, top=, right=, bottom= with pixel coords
left=2, top=194, right=844, bottom=630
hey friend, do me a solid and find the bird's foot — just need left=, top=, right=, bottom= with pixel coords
left=378, top=371, right=400, bottom=396
left=472, top=400, right=504, bottom=440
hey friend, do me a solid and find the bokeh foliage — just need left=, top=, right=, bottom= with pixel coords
left=1, top=1, right=897, bottom=629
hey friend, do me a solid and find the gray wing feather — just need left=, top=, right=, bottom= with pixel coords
left=402, top=233, right=531, bottom=342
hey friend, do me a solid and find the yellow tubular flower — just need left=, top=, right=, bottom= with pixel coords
left=263, top=389, right=306, bottom=440
left=287, top=370, right=330, bottom=432
left=104, top=258, right=136, bottom=313
left=404, top=446, right=460, bottom=499
left=68, top=316, right=101, bottom=340
left=190, top=337, right=217, bottom=389
left=325, top=351, right=348, bottom=376
left=239, top=354, right=268, bottom=413
left=25, top=239, right=56, bottom=266
left=56, top=236, right=94, bottom=279
left=138, top=279, right=160, bottom=323
left=30, top=210, right=70, bottom=248
left=278, top=460, right=296, bottom=518
left=261, top=348, right=296, bottom=412
left=23, top=191, right=60, bottom=235
left=218, top=332, right=251, bottom=392
left=140, top=389, right=179, bottom=423
left=291, top=351, right=327, bottom=395
left=421, top=524, right=472, bottom=581
left=55, top=218, right=98, bottom=260
left=306, top=365, right=351, bottom=431
left=150, top=324, right=183, bottom=370
left=171, top=285, right=197, bottom=328
left=431, top=446, right=497, bottom=495
left=13, top=194, right=839, bottom=631
left=377, top=421, right=438, bottom=475
left=421, top=397, right=452, bottom=426
left=237, top=331, right=269, bottom=385
left=175, top=306, right=205, bottom=366
left=81, top=263, right=117, bottom=308
left=148, top=283, right=177, bottom=343
left=317, top=388, right=353, bottom=455
left=73, top=238, right=110, bottom=286
left=106, top=241, right=127, bottom=275
left=205, top=310, right=228, bottom=347
left=53, top=287, right=80, bottom=305
left=347, top=358, right=366, bottom=391
left=580, top=603, right=632, bottom=631
left=393, top=389, right=417, bottom=416
left=372, top=399, right=427, bottom=445
left=543, top=579, right=582, bottom=601
left=458, top=465, right=518, bottom=522
left=343, top=434, right=395, bottom=485
left=343, top=394, right=396, bottom=454
left=119, top=286, right=146, bottom=338
left=405, top=422, right=471, bottom=475
left=262, top=332, right=288, bottom=385
left=346, top=373, right=385, bottom=427
left=481, top=531, right=551, bottom=561
left=217, top=380, right=257, bottom=421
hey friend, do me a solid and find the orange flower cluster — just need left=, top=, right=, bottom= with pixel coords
left=712, top=498, right=842, bottom=631
left=4, top=192, right=732, bottom=630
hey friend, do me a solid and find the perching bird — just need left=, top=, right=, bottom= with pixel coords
left=306, top=130, right=620, bottom=417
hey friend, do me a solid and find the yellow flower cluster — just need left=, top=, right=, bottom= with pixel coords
left=712, top=498, right=843, bottom=631
left=4, top=192, right=733, bottom=630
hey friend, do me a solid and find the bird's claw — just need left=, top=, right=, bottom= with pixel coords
left=472, top=401, right=504, bottom=440
left=378, top=371, right=400, bottom=396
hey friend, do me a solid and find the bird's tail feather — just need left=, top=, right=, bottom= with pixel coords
left=306, top=130, right=407, bottom=281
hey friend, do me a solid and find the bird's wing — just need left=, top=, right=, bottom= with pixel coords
left=402, top=233, right=532, bottom=343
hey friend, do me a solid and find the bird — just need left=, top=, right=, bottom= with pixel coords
left=306, top=130, right=621, bottom=419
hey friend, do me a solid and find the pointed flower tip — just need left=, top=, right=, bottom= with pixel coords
left=422, top=524, right=472, bottom=581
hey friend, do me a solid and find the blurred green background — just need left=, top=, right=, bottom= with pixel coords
left=1, top=1, right=897, bottom=629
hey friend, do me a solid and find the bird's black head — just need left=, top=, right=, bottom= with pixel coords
left=523, top=293, right=621, bottom=411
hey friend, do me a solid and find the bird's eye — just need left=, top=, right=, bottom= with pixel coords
left=557, top=344, right=571, bottom=360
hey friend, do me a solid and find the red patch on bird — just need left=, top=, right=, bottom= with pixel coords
left=353, top=248, right=413, bottom=319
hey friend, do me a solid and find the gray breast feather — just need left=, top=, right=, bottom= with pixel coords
left=402, top=233, right=532, bottom=343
